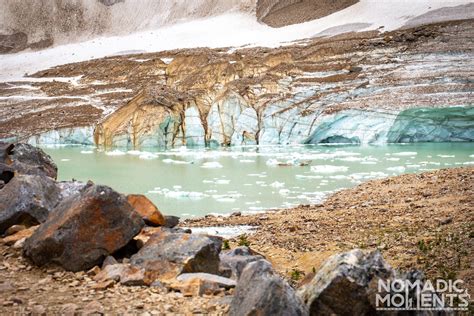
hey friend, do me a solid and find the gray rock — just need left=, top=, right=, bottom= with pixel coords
left=57, top=180, right=89, bottom=200
left=164, top=215, right=180, bottom=228
left=230, top=259, right=308, bottom=316
left=3, top=143, right=57, bottom=179
left=297, top=249, right=393, bottom=315
left=131, top=228, right=222, bottom=283
left=102, top=255, right=118, bottom=268
left=220, top=246, right=264, bottom=280
left=24, top=184, right=144, bottom=271
left=0, top=174, right=61, bottom=234
left=177, top=273, right=236, bottom=289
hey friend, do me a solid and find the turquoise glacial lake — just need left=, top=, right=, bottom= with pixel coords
left=42, top=143, right=474, bottom=218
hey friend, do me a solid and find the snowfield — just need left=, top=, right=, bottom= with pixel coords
left=0, top=0, right=472, bottom=81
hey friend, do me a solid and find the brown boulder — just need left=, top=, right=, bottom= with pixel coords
left=126, top=194, right=165, bottom=226
left=23, top=184, right=144, bottom=271
left=130, top=228, right=222, bottom=284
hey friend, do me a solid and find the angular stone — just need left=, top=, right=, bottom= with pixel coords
left=23, top=184, right=144, bottom=271
left=176, top=273, right=236, bottom=289
left=94, top=263, right=145, bottom=286
left=59, top=303, right=79, bottom=316
left=101, top=255, right=118, bottom=268
left=220, top=246, right=264, bottom=280
left=230, top=259, right=308, bottom=316
left=1, top=226, right=37, bottom=246
left=2, top=143, right=57, bottom=179
left=0, top=174, right=61, bottom=234
left=127, top=194, right=165, bottom=226
left=164, top=215, right=180, bottom=228
left=296, top=249, right=393, bottom=315
left=130, top=228, right=222, bottom=283
left=171, top=278, right=221, bottom=297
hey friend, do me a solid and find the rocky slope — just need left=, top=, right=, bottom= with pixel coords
left=1, top=19, right=473, bottom=148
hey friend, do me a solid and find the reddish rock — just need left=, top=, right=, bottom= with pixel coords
left=23, top=184, right=144, bottom=271
left=130, top=228, right=222, bottom=284
left=126, top=194, right=165, bottom=226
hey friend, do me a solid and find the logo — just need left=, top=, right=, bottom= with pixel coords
left=376, top=279, right=470, bottom=311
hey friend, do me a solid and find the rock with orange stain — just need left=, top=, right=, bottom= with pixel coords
left=130, top=227, right=222, bottom=284
left=1, top=225, right=37, bottom=246
left=23, top=184, right=144, bottom=271
left=126, top=194, right=165, bottom=226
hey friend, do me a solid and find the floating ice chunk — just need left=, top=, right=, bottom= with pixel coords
left=248, top=173, right=267, bottom=178
left=80, top=150, right=94, bottom=154
left=311, top=165, right=349, bottom=173
left=386, top=157, right=400, bottom=161
left=202, top=180, right=214, bottom=183
left=338, top=156, right=362, bottom=162
left=295, top=174, right=324, bottom=179
left=387, top=166, right=406, bottom=172
left=469, top=154, right=474, bottom=158
left=60, top=158, right=70, bottom=162
left=437, top=154, right=455, bottom=158
left=464, top=161, right=474, bottom=165
left=266, top=158, right=279, bottom=166
left=216, top=179, right=230, bottom=184
left=393, top=152, right=417, bottom=156
left=173, top=185, right=182, bottom=190
left=127, top=150, right=142, bottom=155
left=360, top=161, right=377, bottom=165
left=201, top=161, right=223, bottom=169
left=105, top=150, right=126, bottom=156
left=164, top=190, right=208, bottom=200
left=240, top=159, right=255, bottom=163
left=163, top=158, right=192, bottom=164
left=270, top=181, right=285, bottom=188
left=139, top=152, right=158, bottom=160
left=406, top=164, right=421, bottom=168
left=243, top=183, right=253, bottom=186
left=329, top=175, right=348, bottom=180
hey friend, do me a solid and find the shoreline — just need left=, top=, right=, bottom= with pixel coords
left=184, top=167, right=474, bottom=292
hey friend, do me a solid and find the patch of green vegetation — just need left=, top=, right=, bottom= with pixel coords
left=290, top=269, right=303, bottom=281
left=237, top=234, right=250, bottom=247
left=417, top=239, right=430, bottom=253
left=222, top=239, right=230, bottom=250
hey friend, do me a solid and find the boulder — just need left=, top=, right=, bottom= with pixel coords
left=0, top=174, right=61, bottom=234
left=126, top=194, right=165, bottom=226
left=229, top=259, right=308, bottom=316
left=23, top=184, right=144, bottom=271
left=164, top=215, right=180, bottom=228
left=220, top=246, right=264, bottom=280
left=296, top=249, right=393, bottom=315
left=1, top=143, right=57, bottom=179
left=130, top=228, right=222, bottom=283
